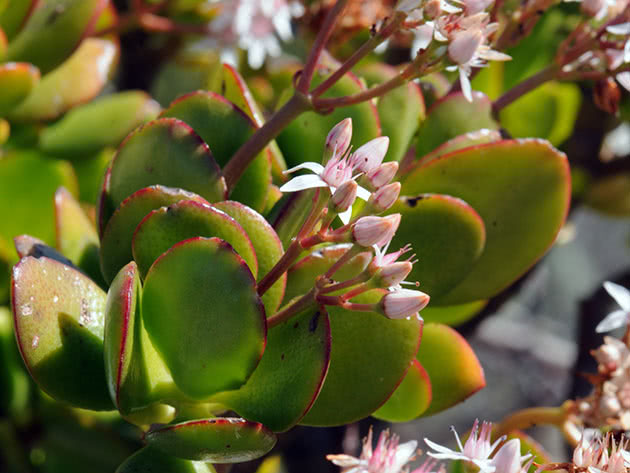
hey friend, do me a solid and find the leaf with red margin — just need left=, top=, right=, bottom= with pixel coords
left=212, top=306, right=330, bottom=432
left=116, top=446, right=216, bottom=473
left=141, top=237, right=266, bottom=399
left=0, top=62, right=39, bottom=115
left=5, top=0, right=107, bottom=74
left=300, top=289, right=422, bottom=426
left=402, top=139, right=571, bottom=305
left=417, top=322, right=485, bottom=416
left=11, top=255, right=113, bottom=410
left=145, top=418, right=277, bottom=463
left=132, top=200, right=258, bottom=279
left=372, top=359, right=432, bottom=422
left=0, top=0, right=37, bottom=39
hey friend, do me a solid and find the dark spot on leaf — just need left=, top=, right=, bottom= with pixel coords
left=221, top=80, right=226, bottom=96
left=405, top=195, right=427, bottom=208
left=45, top=5, right=66, bottom=26
left=293, top=322, right=299, bottom=329
left=281, top=353, right=285, bottom=360
left=309, top=312, right=320, bottom=333
left=492, top=220, right=497, bottom=227
left=226, top=444, right=231, bottom=448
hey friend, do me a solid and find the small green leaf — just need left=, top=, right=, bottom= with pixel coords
left=5, top=0, right=106, bottom=74
left=213, top=307, right=331, bottom=432
left=415, top=92, right=499, bottom=157
left=10, top=38, right=118, bottom=121
left=40, top=91, right=161, bottom=158
left=213, top=201, right=286, bottom=314
left=277, top=70, right=381, bottom=167
left=417, top=323, right=485, bottom=416
left=402, top=140, right=570, bottom=305
left=11, top=255, right=113, bottom=410
left=116, top=447, right=216, bottom=473
left=161, top=91, right=271, bottom=212
left=145, top=418, right=277, bottom=463
left=372, top=360, right=432, bottom=422
left=132, top=199, right=258, bottom=279
left=99, top=185, right=208, bottom=284
left=300, top=290, right=422, bottom=426
left=107, top=117, right=226, bottom=214
left=0, top=62, right=39, bottom=116
left=142, top=237, right=266, bottom=398
left=387, top=194, right=486, bottom=298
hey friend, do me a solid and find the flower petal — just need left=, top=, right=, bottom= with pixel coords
left=425, top=438, right=461, bottom=456
left=279, top=174, right=329, bottom=193
left=285, top=162, right=325, bottom=174
left=617, top=72, right=630, bottom=92
left=392, top=440, right=419, bottom=471
left=596, top=310, right=629, bottom=333
left=607, top=23, right=630, bottom=35
left=459, top=68, right=473, bottom=102
left=604, top=281, right=630, bottom=311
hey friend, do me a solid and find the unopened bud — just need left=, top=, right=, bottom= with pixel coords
left=594, top=78, right=621, bottom=115
left=448, top=29, right=483, bottom=65
left=331, top=180, right=358, bottom=213
left=368, top=182, right=401, bottom=213
left=323, top=118, right=353, bottom=164
left=379, top=288, right=429, bottom=319
left=599, top=394, right=621, bottom=417
left=366, top=162, right=399, bottom=190
left=374, top=261, right=413, bottom=288
left=351, top=137, right=390, bottom=174
left=352, top=214, right=401, bottom=247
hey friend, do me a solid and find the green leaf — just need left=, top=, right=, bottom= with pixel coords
left=132, top=199, right=259, bottom=279
left=11, top=255, right=113, bottom=410
left=161, top=91, right=271, bottom=212
left=10, top=38, right=118, bottom=121
left=213, top=201, right=286, bottom=314
left=0, top=306, right=30, bottom=415
left=213, top=307, right=331, bottom=432
left=414, top=129, right=502, bottom=168
left=116, top=447, right=216, bottom=473
left=5, top=0, right=106, bottom=74
left=284, top=244, right=372, bottom=303
left=142, top=237, right=266, bottom=398
left=415, top=92, right=499, bottom=158
left=40, top=91, right=161, bottom=158
left=402, top=140, right=570, bottom=305
left=145, top=418, right=277, bottom=463
left=358, top=63, right=426, bottom=163
left=586, top=173, right=630, bottom=216
left=0, top=0, right=37, bottom=39
left=499, top=81, right=581, bottom=146
left=277, top=70, right=381, bottom=167
left=106, top=117, right=226, bottom=215
left=300, top=290, right=422, bottom=426
left=73, top=147, right=114, bottom=205
left=0, top=62, right=39, bottom=116
left=99, top=185, right=208, bottom=284
left=421, top=300, right=487, bottom=326
left=417, top=323, right=485, bottom=416
left=372, top=360, right=432, bottom=422
left=387, top=194, right=486, bottom=299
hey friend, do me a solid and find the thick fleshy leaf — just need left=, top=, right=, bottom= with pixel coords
left=358, top=63, right=426, bottom=163
left=300, top=290, right=422, bottom=426
left=104, top=262, right=180, bottom=415
left=14, top=235, right=75, bottom=268
left=99, top=185, right=208, bottom=284
left=161, top=91, right=271, bottom=212
left=269, top=190, right=316, bottom=249
left=372, top=359, right=432, bottom=422
left=0, top=0, right=37, bottom=39
left=0, top=248, right=10, bottom=303
left=40, top=91, right=161, bottom=157
left=142, top=237, right=266, bottom=398
left=421, top=300, right=487, bottom=325
left=402, top=140, right=570, bottom=305
left=0, top=306, right=30, bottom=414
left=54, top=187, right=102, bottom=286
left=145, top=418, right=277, bottom=463
left=132, top=200, right=258, bottom=279
left=213, top=306, right=331, bottom=432
left=415, top=92, right=499, bottom=158
left=284, top=244, right=372, bottom=303
left=412, top=129, right=502, bottom=169
left=277, top=70, right=381, bottom=168
left=417, top=323, right=485, bottom=416
left=0, top=151, right=78, bottom=256
left=10, top=38, right=117, bottom=121
left=107, top=118, right=226, bottom=213
left=116, top=447, right=216, bottom=473
left=73, top=147, right=114, bottom=205
left=213, top=201, right=286, bottom=314
left=0, top=62, right=39, bottom=116
left=11, top=256, right=112, bottom=409
left=5, top=0, right=106, bottom=74
left=387, top=194, right=486, bottom=298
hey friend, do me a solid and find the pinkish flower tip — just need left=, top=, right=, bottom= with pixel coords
left=324, top=118, right=353, bottom=164
left=380, top=288, right=430, bottom=319
left=369, top=182, right=401, bottom=213
left=374, top=261, right=414, bottom=288
left=353, top=214, right=401, bottom=248
left=366, top=161, right=399, bottom=190
left=351, top=136, right=390, bottom=174
left=332, top=180, right=358, bottom=213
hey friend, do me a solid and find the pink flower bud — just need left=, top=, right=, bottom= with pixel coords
left=332, top=180, right=358, bottom=213
left=352, top=214, right=401, bottom=248
left=448, top=29, right=483, bottom=65
left=380, top=288, right=429, bottom=319
left=375, top=261, right=413, bottom=288
left=351, top=137, right=390, bottom=174
left=581, top=0, right=605, bottom=17
left=368, top=182, right=401, bottom=213
left=599, top=394, right=621, bottom=417
left=323, top=118, right=353, bottom=164
left=366, top=161, right=399, bottom=190
left=489, top=440, right=522, bottom=473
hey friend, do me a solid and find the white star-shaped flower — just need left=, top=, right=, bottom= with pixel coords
left=596, top=281, right=630, bottom=333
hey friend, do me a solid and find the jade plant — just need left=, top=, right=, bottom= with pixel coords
left=0, top=0, right=627, bottom=472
